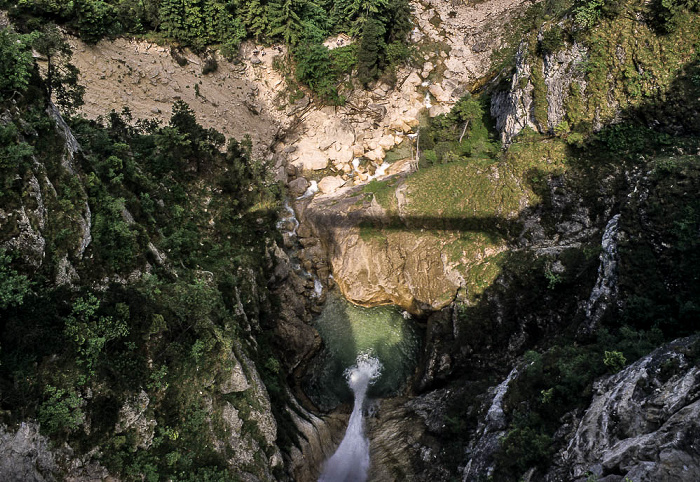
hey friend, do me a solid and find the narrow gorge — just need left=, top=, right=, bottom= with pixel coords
left=1, top=0, right=700, bottom=481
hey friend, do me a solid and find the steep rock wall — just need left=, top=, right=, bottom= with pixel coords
left=549, top=336, right=700, bottom=481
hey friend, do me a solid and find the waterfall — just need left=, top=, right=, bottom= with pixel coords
left=582, top=214, right=621, bottom=334
left=424, top=91, right=432, bottom=109
left=318, top=354, right=383, bottom=482
left=298, top=180, right=319, bottom=199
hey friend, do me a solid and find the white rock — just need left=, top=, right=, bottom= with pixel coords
left=328, top=146, right=354, bottom=164
left=378, top=135, right=396, bottom=150
left=318, top=176, right=346, bottom=194
left=364, top=147, right=385, bottom=162
left=429, top=83, right=451, bottom=103
left=404, top=72, right=422, bottom=87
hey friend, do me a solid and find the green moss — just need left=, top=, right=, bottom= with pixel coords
left=530, top=55, right=550, bottom=132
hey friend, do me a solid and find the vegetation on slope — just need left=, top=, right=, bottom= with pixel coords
left=0, top=24, right=293, bottom=480
left=2, top=0, right=414, bottom=102
left=356, top=0, right=700, bottom=478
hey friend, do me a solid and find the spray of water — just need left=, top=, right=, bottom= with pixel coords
left=318, top=353, right=382, bottom=482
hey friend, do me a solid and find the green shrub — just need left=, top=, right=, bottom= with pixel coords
left=0, top=250, right=30, bottom=309
left=603, top=350, right=627, bottom=372
left=574, top=0, right=605, bottom=28
left=0, top=28, right=36, bottom=101
left=538, top=26, right=565, bottom=55
left=38, top=385, right=85, bottom=435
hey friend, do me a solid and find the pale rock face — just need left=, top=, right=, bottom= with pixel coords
left=549, top=336, right=700, bottom=482
left=327, top=145, right=354, bottom=164
left=364, top=147, right=386, bottom=162
left=300, top=184, right=461, bottom=313
left=429, top=83, right=452, bottom=104
left=378, top=135, right=396, bottom=151
left=290, top=137, right=329, bottom=171
left=491, top=41, right=588, bottom=145
left=318, top=176, right=346, bottom=194
left=352, top=144, right=366, bottom=157
left=219, top=352, right=250, bottom=394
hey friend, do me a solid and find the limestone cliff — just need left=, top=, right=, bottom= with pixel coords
left=549, top=337, right=700, bottom=482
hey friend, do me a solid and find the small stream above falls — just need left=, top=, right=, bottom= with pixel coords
left=303, top=292, right=423, bottom=412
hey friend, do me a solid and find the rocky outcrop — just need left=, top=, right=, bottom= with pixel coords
left=0, top=423, right=113, bottom=482
left=286, top=397, right=347, bottom=482
left=491, top=39, right=587, bottom=145
left=549, top=336, right=700, bottom=481
left=298, top=182, right=462, bottom=313
left=581, top=214, right=621, bottom=334
left=462, top=367, right=520, bottom=482
left=115, top=391, right=156, bottom=450
left=0, top=105, right=91, bottom=276
left=213, top=343, right=284, bottom=478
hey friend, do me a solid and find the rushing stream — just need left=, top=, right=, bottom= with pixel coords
left=318, top=354, right=382, bottom=482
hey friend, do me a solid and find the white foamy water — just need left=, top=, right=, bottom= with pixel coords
left=367, top=162, right=391, bottom=181
left=298, top=180, right=319, bottom=199
left=313, top=278, right=323, bottom=298
left=276, top=200, right=299, bottom=235
left=318, top=354, right=382, bottom=482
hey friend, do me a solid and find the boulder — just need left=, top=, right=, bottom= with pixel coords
left=548, top=336, right=700, bottom=482
left=428, top=83, right=451, bottom=103
left=327, top=145, right=354, bottom=164
left=318, top=176, right=345, bottom=194
left=288, top=177, right=310, bottom=197
left=378, top=135, right=396, bottom=150
left=291, top=137, right=329, bottom=170
left=364, top=147, right=385, bottom=162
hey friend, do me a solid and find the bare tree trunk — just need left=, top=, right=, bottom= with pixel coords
left=459, top=120, right=470, bottom=143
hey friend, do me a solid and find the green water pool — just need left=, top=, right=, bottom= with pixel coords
left=303, top=293, right=423, bottom=411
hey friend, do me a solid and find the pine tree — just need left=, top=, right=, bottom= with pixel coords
left=159, top=0, right=186, bottom=41
left=241, top=0, right=269, bottom=41
left=183, top=0, right=207, bottom=47
left=356, top=17, right=385, bottom=86
left=268, top=0, right=305, bottom=45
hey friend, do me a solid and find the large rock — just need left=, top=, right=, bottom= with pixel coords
left=549, top=336, right=700, bottom=481
left=290, top=137, right=329, bottom=170
left=318, top=176, right=346, bottom=194
left=0, top=422, right=112, bottom=482
left=288, top=177, right=310, bottom=197
left=300, top=187, right=461, bottom=313
left=364, top=147, right=385, bottom=162
left=491, top=41, right=587, bottom=145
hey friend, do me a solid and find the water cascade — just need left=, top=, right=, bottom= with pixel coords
left=318, top=354, right=383, bottom=482
left=303, top=293, right=421, bottom=410
left=582, top=214, right=621, bottom=333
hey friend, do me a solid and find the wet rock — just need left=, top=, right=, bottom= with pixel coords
left=288, top=177, right=310, bottom=197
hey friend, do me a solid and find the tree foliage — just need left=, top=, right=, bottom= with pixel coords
left=0, top=27, right=36, bottom=101
left=32, top=23, right=85, bottom=114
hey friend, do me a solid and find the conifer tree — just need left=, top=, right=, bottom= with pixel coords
left=240, top=0, right=269, bottom=41
left=268, top=0, right=305, bottom=45
left=356, top=17, right=385, bottom=86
